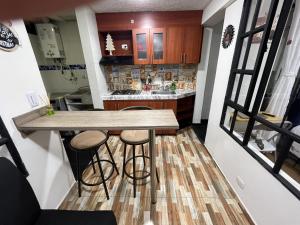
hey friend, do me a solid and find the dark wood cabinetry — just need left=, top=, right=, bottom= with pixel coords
left=166, top=27, right=185, bottom=64
left=132, top=28, right=166, bottom=64
left=184, top=26, right=203, bottom=64
left=97, top=11, right=202, bottom=31
left=150, top=28, right=167, bottom=64
left=166, top=26, right=202, bottom=64
left=97, top=11, right=203, bottom=65
left=132, top=28, right=151, bottom=64
left=103, top=95, right=195, bottom=135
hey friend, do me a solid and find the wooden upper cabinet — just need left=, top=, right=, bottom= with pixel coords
left=133, top=28, right=166, bottom=64
left=166, top=26, right=202, bottom=64
left=98, top=11, right=203, bottom=65
left=150, top=28, right=166, bottom=64
left=166, top=27, right=184, bottom=64
left=132, top=28, right=151, bottom=64
left=183, top=26, right=202, bottom=64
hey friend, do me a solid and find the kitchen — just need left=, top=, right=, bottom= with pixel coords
left=98, top=11, right=202, bottom=132
left=26, top=10, right=203, bottom=133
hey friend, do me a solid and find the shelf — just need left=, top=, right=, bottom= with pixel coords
left=99, top=30, right=133, bottom=58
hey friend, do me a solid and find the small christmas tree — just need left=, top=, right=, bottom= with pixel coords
left=106, top=33, right=115, bottom=56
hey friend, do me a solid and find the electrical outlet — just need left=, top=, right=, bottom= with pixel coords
left=26, top=91, right=39, bottom=108
left=121, top=44, right=128, bottom=50
left=236, top=176, right=246, bottom=190
left=130, top=19, right=134, bottom=24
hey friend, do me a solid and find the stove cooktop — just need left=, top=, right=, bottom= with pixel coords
left=111, top=90, right=141, bottom=95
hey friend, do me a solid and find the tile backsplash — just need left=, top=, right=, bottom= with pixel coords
left=104, top=64, right=198, bottom=91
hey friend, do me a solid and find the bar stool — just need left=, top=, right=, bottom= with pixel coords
left=70, top=130, right=119, bottom=199
left=120, top=106, right=159, bottom=198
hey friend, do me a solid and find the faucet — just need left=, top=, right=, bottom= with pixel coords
left=160, top=76, right=169, bottom=91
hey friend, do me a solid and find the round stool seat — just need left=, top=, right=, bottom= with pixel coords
left=71, top=130, right=107, bottom=150
left=120, top=130, right=149, bottom=144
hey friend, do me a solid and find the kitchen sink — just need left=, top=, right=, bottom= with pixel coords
left=152, top=90, right=176, bottom=95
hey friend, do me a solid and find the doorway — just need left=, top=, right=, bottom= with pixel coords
left=25, top=10, right=93, bottom=111
left=193, top=17, right=224, bottom=143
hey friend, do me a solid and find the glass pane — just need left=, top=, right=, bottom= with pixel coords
left=230, top=74, right=251, bottom=107
left=245, top=0, right=272, bottom=32
left=245, top=0, right=258, bottom=32
left=255, top=0, right=272, bottom=28
left=231, top=74, right=241, bottom=101
left=153, top=33, right=163, bottom=60
left=237, top=75, right=251, bottom=106
left=238, top=37, right=249, bottom=69
left=245, top=32, right=263, bottom=70
left=248, top=47, right=268, bottom=112
left=223, top=106, right=235, bottom=130
left=136, top=33, right=147, bottom=59
left=233, top=112, right=250, bottom=141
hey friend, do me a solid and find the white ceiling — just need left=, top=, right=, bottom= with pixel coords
left=90, top=0, right=212, bottom=13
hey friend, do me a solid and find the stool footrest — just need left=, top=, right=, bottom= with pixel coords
left=124, top=155, right=151, bottom=180
left=80, top=159, right=115, bottom=187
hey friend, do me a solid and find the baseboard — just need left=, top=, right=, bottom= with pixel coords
left=192, top=119, right=208, bottom=125
left=55, top=180, right=76, bottom=209
left=202, top=143, right=258, bottom=225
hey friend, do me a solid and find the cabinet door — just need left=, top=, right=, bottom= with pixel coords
left=150, top=28, right=166, bottom=64
left=166, top=27, right=184, bottom=64
left=118, top=100, right=163, bottom=110
left=183, top=26, right=202, bottom=64
left=132, top=28, right=151, bottom=64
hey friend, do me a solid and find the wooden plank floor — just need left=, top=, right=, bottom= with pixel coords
left=60, top=127, right=254, bottom=225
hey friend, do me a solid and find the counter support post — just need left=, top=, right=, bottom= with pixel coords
left=149, top=129, right=157, bottom=204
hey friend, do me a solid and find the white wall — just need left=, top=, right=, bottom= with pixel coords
left=202, top=0, right=235, bottom=24
left=29, top=21, right=90, bottom=94
left=75, top=7, right=108, bottom=109
left=0, top=20, right=74, bottom=208
left=201, top=21, right=223, bottom=120
left=204, top=0, right=300, bottom=224
left=193, top=28, right=213, bottom=123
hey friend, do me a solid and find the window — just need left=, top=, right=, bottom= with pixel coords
left=220, top=0, right=300, bottom=198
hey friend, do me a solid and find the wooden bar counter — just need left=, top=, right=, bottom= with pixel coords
left=14, top=108, right=179, bottom=205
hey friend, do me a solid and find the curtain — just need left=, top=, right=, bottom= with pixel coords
left=266, top=1, right=300, bottom=117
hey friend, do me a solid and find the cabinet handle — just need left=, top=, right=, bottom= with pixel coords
left=184, top=53, right=187, bottom=64
left=181, top=54, right=183, bottom=64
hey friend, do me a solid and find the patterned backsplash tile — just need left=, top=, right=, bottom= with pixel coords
left=104, top=64, right=198, bottom=91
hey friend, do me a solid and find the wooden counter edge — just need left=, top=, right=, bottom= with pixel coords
left=13, top=106, right=47, bottom=136
left=13, top=108, right=179, bottom=135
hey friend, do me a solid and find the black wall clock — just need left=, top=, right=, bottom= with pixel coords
left=222, top=25, right=235, bottom=49
left=0, top=22, right=20, bottom=51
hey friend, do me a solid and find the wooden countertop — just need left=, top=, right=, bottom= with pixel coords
left=14, top=109, right=179, bottom=132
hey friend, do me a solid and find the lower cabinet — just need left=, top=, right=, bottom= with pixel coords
left=103, top=95, right=195, bottom=135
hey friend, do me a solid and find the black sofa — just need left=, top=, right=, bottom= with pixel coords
left=0, top=157, right=117, bottom=225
